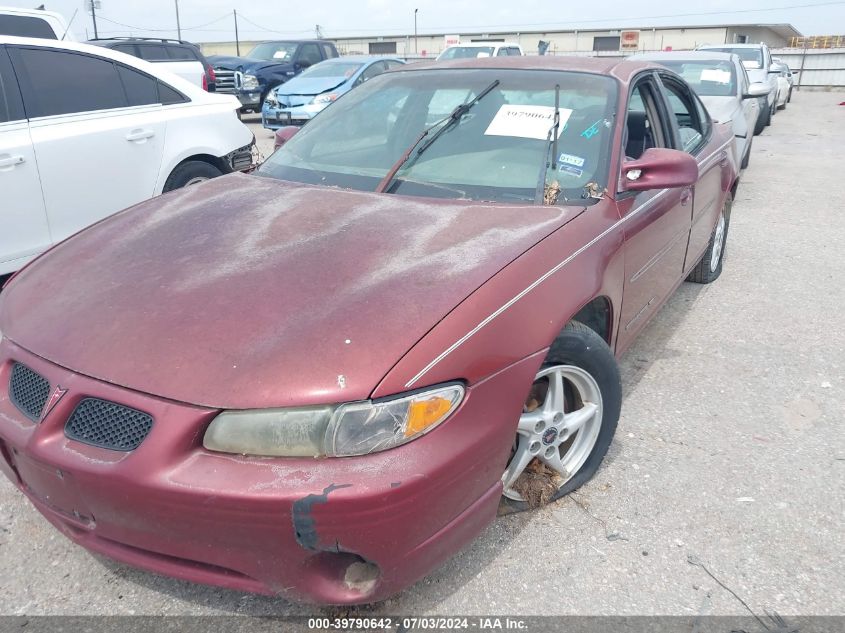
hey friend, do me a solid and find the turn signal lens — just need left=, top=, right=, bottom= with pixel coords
left=406, top=396, right=454, bottom=436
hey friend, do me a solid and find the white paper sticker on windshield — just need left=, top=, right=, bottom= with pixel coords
left=700, top=68, right=732, bottom=84
left=484, top=105, right=573, bottom=140
left=273, top=51, right=289, bottom=59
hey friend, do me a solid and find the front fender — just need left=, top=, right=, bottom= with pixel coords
left=371, top=199, right=626, bottom=398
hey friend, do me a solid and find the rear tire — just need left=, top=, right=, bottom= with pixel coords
left=687, top=195, right=731, bottom=284
left=163, top=161, right=223, bottom=193
left=499, top=321, right=622, bottom=515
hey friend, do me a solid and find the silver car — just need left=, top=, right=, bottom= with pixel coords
left=634, top=51, right=769, bottom=169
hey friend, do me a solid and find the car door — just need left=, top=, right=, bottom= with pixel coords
left=616, top=73, right=692, bottom=349
left=8, top=45, right=167, bottom=243
left=656, top=73, right=724, bottom=273
left=0, top=46, right=50, bottom=274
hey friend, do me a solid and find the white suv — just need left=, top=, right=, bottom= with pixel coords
left=437, top=42, right=524, bottom=60
left=0, top=36, right=255, bottom=275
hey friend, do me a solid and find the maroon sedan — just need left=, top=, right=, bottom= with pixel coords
left=0, top=57, right=736, bottom=604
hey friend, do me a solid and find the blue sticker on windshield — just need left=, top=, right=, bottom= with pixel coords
left=581, top=119, right=603, bottom=139
left=558, top=164, right=584, bottom=178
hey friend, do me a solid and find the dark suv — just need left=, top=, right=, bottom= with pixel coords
left=207, top=40, right=339, bottom=112
left=89, top=37, right=216, bottom=91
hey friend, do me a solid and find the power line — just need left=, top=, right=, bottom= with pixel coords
left=95, top=12, right=231, bottom=33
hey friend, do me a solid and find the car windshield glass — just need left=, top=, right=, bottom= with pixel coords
left=258, top=68, right=618, bottom=204
left=658, top=60, right=737, bottom=96
left=248, top=42, right=299, bottom=61
left=706, top=47, right=763, bottom=69
left=300, top=61, right=363, bottom=79
left=440, top=46, right=496, bottom=59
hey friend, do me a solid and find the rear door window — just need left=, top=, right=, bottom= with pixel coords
left=10, top=46, right=128, bottom=117
left=112, top=44, right=139, bottom=57
left=0, top=47, right=25, bottom=122
left=117, top=64, right=159, bottom=106
left=0, top=14, right=56, bottom=39
left=297, top=43, right=322, bottom=67
left=166, top=46, right=197, bottom=61
left=320, top=43, right=335, bottom=59
left=137, top=44, right=170, bottom=61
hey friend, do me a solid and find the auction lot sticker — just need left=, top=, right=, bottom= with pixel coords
left=485, top=105, right=573, bottom=140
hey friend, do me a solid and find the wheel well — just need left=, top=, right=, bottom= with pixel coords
left=730, top=178, right=740, bottom=201
left=570, top=296, right=612, bottom=344
left=175, top=153, right=230, bottom=175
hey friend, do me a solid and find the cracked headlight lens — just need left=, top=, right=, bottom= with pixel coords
left=203, top=384, right=464, bottom=458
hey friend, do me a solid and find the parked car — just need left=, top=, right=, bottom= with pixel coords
left=697, top=43, right=779, bottom=132
left=0, top=5, right=73, bottom=40
left=437, top=42, right=523, bottom=60
left=772, top=57, right=798, bottom=103
left=262, top=56, right=405, bottom=129
left=0, top=56, right=737, bottom=604
left=633, top=51, right=767, bottom=168
left=0, top=36, right=255, bottom=275
left=771, top=61, right=793, bottom=107
left=89, top=37, right=215, bottom=91
left=208, top=40, right=339, bottom=112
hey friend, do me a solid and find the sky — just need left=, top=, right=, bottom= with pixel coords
left=6, top=0, right=845, bottom=42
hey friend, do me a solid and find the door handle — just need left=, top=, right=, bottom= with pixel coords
left=0, top=154, right=25, bottom=170
left=125, top=129, right=155, bottom=142
left=680, top=188, right=692, bottom=206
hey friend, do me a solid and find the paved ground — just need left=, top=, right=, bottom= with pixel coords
left=1, top=93, right=843, bottom=617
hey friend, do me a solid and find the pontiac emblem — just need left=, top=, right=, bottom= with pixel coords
left=41, top=385, right=68, bottom=421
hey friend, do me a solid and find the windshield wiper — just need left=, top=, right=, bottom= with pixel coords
left=534, top=84, right=561, bottom=205
left=376, top=80, right=500, bottom=194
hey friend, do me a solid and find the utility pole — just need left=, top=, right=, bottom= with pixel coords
left=87, top=0, right=100, bottom=39
left=414, top=8, right=418, bottom=55
left=174, top=0, right=182, bottom=40
left=234, top=9, right=240, bottom=56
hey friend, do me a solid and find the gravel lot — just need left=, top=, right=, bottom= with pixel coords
left=1, top=92, right=843, bottom=617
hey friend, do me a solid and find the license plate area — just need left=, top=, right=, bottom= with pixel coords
left=12, top=452, right=94, bottom=524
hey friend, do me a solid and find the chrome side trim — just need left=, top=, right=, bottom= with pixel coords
left=404, top=190, right=669, bottom=388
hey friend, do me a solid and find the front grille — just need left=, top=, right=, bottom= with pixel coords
left=65, top=398, right=153, bottom=451
left=9, top=363, right=50, bottom=421
left=213, top=68, right=237, bottom=94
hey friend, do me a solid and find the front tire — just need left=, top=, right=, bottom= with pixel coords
left=687, top=195, right=731, bottom=284
left=499, top=322, right=622, bottom=514
left=163, top=161, right=223, bottom=193
left=753, top=99, right=769, bottom=135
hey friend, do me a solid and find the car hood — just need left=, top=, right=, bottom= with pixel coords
left=699, top=96, right=739, bottom=123
left=208, top=55, right=289, bottom=74
left=277, top=76, right=347, bottom=96
left=0, top=173, right=579, bottom=410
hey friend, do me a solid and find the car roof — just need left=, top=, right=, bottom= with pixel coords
left=633, top=51, right=738, bottom=63
left=319, top=55, right=403, bottom=63
left=405, top=55, right=657, bottom=83
left=0, top=35, right=215, bottom=96
left=444, top=42, right=521, bottom=48
left=699, top=43, right=767, bottom=49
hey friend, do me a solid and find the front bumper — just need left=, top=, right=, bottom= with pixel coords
left=261, top=101, right=326, bottom=130
left=0, top=338, right=540, bottom=604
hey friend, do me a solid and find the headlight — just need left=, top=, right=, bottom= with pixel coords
left=203, top=384, right=464, bottom=458
left=241, top=73, right=260, bottom=90
left=311, top=92, right=338, bottom=105
left=264, top=91, right=279, bottom=107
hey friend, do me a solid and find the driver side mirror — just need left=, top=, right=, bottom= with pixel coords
left=768, top=63, right=781, bottom=74
left=622, top=148, right=698, bottom=192
left=744, top=82, right=771, bottom=99
left=273, top=126, right=300, bottom=150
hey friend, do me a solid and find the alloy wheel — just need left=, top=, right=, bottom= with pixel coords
left=710, top=211, right=726, bottom=273
left=502, top=365, right=603, bottom=501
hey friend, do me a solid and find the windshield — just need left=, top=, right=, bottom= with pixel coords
left=706, top=47, right=763, bottom=69
left=258, top=69, right=618, bottom=203
left=299, top=61, right=363, bottom=79
left=658, top=60, right=737, bottom=96
left=247, top=42, right=298, bottom=61
left=439, top=46, right=496, bottom=60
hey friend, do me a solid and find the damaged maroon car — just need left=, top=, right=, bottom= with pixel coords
left=0, top=57, right=736, bottom=604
